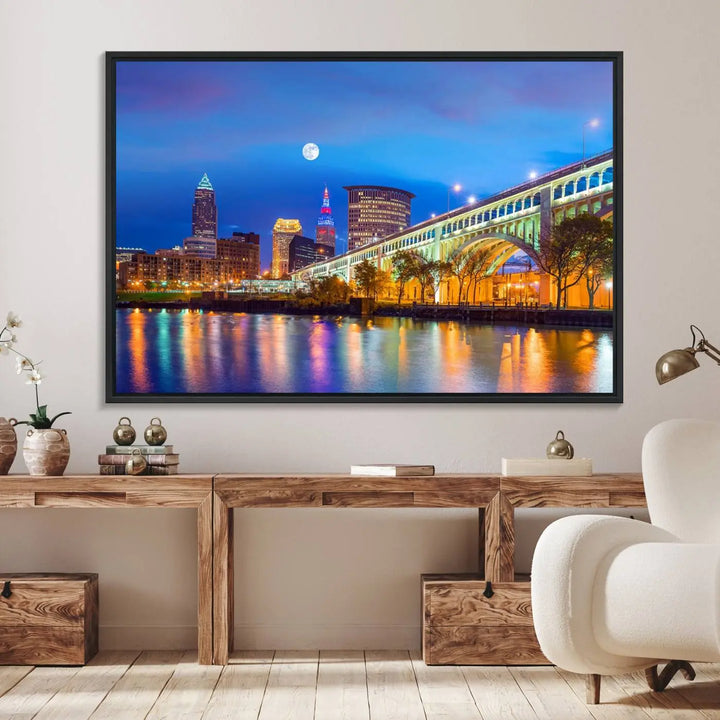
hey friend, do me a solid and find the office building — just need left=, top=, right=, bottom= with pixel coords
left=217, top=235, right=260, bottom=279
left=289, top=235, right=317, bottom=272
left=231, top=231, right=260, bottom=245
left=315, top=185, right=336, bottom=254
left=183, top=236, right=217, bottom=259
left=272, top=218, right=302, bottom=278
left=343, top=185, right=414, bottom=251
left=115, top=247, right=146, bottom=264
left=192, top=173, right=217, bottom=238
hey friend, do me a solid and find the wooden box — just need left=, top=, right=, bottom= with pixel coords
left=422, top=573, right=548, bottom=665
left=0, top=573, right=99, bottom=665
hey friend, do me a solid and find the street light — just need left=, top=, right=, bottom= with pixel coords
left=582, top=119, right=600, bottom=167
left=447, top=183, right=461, bottom=212
left=529, top=171, right=538, bottom=180
left=467, top=195, right=477, bottom=204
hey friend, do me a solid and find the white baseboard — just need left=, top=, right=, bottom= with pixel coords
left=99, top=625, right=198, bottom=650
left=234, top=624, right=422, bottom=650
left=98, top=624, right=422, bottom=651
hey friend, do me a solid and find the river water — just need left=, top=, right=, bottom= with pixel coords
left=115, top=308, right=614, bottom=396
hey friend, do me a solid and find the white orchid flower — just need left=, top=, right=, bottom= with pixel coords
left=6, top=312, right=22, bottom=329
left=0, top=343, right=9, bottom=356
left=15, top=356, right=33, bottom=374
left=26, top=368, right=44, bottom=385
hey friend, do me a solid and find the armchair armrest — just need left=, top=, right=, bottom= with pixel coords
left=531, top=514, right=678, bottom=675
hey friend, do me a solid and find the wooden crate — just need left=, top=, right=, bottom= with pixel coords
left=0, top=573, right=98, bottom=665
left=422, top=573, right=548, bottom=665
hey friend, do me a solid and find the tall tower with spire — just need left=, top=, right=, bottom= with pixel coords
left=315, top=185, right=336, bottom=255
left=192, top=173, right=217, bottom=238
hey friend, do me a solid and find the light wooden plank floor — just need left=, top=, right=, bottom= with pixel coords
left=0, top=652, right=717, bottom=720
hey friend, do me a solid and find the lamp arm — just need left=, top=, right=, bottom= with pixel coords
left=698, top=339, right=720, bottom=365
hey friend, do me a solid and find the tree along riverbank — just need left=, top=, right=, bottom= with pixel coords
left=116, top=297, right=613, bottom=328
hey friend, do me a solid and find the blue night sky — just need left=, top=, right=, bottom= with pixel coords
left=115, top=58, right=614, bottom=271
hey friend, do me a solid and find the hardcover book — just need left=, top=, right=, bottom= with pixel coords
left=105, top=445, right=174, bottom=455
left=98, top=465, right=179, bottom=475
left=98, top=453, right=179, bottom=466
left=350, top=464, right=435, bottom=477
left=501, top=458, right=593, bottom=477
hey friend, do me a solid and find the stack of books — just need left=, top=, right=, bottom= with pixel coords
left=98, top=445, right=179, bottom=475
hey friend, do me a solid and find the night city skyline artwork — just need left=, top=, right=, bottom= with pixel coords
left=115, top=57, right=613, bottom=266
left=108, top=52, right=621, bottom=402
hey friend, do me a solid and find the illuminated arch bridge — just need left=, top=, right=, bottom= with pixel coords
left=291, top=151, right=614, bottom=298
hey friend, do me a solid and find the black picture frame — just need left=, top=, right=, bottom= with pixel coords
left=106, top=51, right=623, bottom=404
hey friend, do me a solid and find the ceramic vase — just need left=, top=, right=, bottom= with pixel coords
left=23, top=428, right=70, bottom=476
left=0, top=417, right=17, bottom=475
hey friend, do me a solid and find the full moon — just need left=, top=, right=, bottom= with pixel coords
left=302, top=142, right=319, bottom=161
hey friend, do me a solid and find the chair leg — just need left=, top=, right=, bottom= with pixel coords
left=645, top=661, right=696, bottom=692
left=586, top=673, right=601, bottom=704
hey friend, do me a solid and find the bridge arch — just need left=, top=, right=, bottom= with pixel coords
left=451, top=231, right=541, bottom=268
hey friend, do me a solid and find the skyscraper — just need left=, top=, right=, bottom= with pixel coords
left=315, top=185, right=336, bottom=254
left=192, top=173, right=217, bottom=238
left=343, top=185, right=415, bottom=251
left=272, top=218, right=302, bottom=278
left=288, top=235, right=318, bottom=273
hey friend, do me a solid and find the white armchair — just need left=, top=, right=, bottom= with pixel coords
left=531, top=419, right=720, bottom=703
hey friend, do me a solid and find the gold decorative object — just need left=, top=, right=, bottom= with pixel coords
left=112, top=417, right=136, bottom=445
left=546, top=430, right=574, bottom=459
left=144, top=417, right=167, bottom=446
left=125, top=449, right=147, bottom=475
left=0, top=417, right=17, bottom=475
left=23, top=428, right=70, bottom=476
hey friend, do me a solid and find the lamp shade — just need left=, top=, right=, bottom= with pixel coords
left=655, top=348, right=700, bottom=385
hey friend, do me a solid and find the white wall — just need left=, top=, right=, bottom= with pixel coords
left=1, top=0, right=719, bottom=650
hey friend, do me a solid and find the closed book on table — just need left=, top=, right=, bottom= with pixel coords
left=350, top=464, right=435, bottom=477
left=501, top=458, right=592, bottom=476
left=0, top=573, right=98, bottom=665
left=105, top=445, right=174, bottom=454
left=98, top=453, right=179, bottom=466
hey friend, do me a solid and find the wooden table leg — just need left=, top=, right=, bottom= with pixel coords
left=197, top=493, right=213, bottom=665
left=484, top=492, right=515, bottom=582
left=213, top=492, right=234, bottom=665
left=478, top=507, right=485, bottom=576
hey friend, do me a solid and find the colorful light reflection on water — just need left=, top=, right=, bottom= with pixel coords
left=115, top=309, right=613, bottom=395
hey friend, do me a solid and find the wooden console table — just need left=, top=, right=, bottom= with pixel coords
left=0, top=474, right=214, bottom=665
left=0, top=473, right=647, bottom=666
left=212, top=473, right=646, bottom=665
